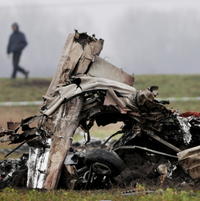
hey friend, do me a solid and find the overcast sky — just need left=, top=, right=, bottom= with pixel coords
left=1, top=0, right=200, bottom=77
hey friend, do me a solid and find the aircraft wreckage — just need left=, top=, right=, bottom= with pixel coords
left=1, top=31, right=200, bottom=190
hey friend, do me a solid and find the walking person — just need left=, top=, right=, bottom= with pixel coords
left=7, top=23, right=29, bottom=79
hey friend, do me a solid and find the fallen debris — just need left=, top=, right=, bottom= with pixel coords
left=1, top=31, right=200, bottom=190
left=178, top=146, right=200, bottom=179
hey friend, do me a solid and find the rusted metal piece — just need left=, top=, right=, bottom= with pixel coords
left=7, top=121, right=20, bottom=130
left=146, top=132, right=181, bottom=153
left=178, top=146, right=200, bottom=179
left=114, top=146, right=177, bottom=158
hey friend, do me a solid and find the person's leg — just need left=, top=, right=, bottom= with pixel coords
left=12, top=53, right=18, bottom=79
left=16, top=52, right=26, bottom=74
left=18, top=66, right=28, bottom=75
left=14, top=52, right=29, bottom=78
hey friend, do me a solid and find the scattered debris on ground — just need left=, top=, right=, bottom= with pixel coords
left=1, top=31, right=200, bottom=191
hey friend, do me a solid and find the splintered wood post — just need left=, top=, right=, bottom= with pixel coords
left=44, top=98, right=82, bottom=189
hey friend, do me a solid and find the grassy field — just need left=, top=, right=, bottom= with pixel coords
left=1, top=74, right=200, bottom=101
left=1, top=187, right=200, bottom=201
left=0, top=78, right=49, bottom=102
left=134, top=74, right=200, bottom=97
left=1, top=75, right=200, bottom=200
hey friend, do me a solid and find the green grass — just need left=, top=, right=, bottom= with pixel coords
left=0, top=78, right=50, bottom=102
left=1, top=75, right=200, bottom=101
left=169, top=101, right=200, bottom=112
left=1, top=187, right=200, bottom=201
left=135, top=74, right=200, bottom=97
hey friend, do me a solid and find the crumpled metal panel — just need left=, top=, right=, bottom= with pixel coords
left=42, top=76, right=137, bottom=116
left=87, top=56, right=134, bottom=86
left=178, top=145, right=200, bottom=179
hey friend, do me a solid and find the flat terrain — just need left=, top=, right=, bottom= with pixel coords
left=0, top=75, right=200, bottom=200
left=1, top=187, right=200, bottom=201
left=0, top=78, right=49, bottom=102
left=1, top=74, right=200, bottom=101
left=134, top=74, right=200, bottom=98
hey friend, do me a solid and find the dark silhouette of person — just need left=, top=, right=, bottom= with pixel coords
left=7, top=23, right=29, bottom=79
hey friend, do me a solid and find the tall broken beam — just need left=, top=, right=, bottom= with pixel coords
left=41, top=32, right=104, bottom=190
left=29, top=31, right=134, bottom=190
left=45, top=33, right=104, bottom=98
left=43, top=98, right=83, bottom=189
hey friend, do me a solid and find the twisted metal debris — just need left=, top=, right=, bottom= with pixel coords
left=1, top=31, right=200, bottom=190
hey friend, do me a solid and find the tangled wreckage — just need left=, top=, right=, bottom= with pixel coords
left=1, top=31, right=200, bottom=190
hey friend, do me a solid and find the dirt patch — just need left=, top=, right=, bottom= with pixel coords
left=11, top=79, right=50, bottom=88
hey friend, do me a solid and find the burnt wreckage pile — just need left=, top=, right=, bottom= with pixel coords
left=1, top=31, right=200, bottom=190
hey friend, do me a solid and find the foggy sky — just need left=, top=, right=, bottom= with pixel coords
left=1, top=0, right=200, bottom=77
